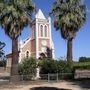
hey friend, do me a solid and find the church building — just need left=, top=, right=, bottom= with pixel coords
left=18, top=9, right=55, bottom=62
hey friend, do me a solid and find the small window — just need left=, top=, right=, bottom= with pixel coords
left=45, top=25, right=47, bottom=37
left=40, top=25, right=43, bottom=37
left=26, top=51, right=29, bottom=58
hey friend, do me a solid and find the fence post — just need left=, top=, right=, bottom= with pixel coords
left=21, top=75, right=23, bottom=81
left=48, top=73, right=50, bottom=82
left=57, top=73, right=58, bottom=82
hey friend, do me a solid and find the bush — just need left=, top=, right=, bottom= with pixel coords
left=39, top=59, right=73, bottom=80
left=79, top=57, right=90, bottom=62
left=0, top=60, right=6, bottom=67
left=39, top=59, right=73, bottom=74
left=57, top=60, right=73, bottom=79
left=57, top=60, right=73, bottom=73
left=18, top=57, right=37, bottom=80
left=39, top=59, right=57, bottom=74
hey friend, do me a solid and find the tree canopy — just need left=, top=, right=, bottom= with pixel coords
left=0, top=0, right=34, bottom=39
left=52, top=0, right=86, bottom=40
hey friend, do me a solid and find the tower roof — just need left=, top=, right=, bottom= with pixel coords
left=35, top=9, right=46, bottom=19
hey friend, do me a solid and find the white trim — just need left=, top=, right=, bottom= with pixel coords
left=38, top=37, right=49, bottom=39
left=36, top=19, right=39, bottom=59
left=48, top=17, right=52, bottom=54
left=21, top=38, right=31, bottom=48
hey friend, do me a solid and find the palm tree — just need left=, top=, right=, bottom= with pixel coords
left=0, top=0, right=34, bottom=81
left=51, top=0, right=86, bottom=62
left=0, top=41, right=5, bottom=59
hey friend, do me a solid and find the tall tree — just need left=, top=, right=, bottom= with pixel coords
left=51, top=0, right=86, bottom=62
left=0, top=0, right=34, bottom=81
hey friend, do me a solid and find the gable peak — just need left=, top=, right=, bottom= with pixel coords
left=35, top=9, right=46, bottom=19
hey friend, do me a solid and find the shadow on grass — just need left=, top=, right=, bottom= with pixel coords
left=30, top=87, right=72, bottom=90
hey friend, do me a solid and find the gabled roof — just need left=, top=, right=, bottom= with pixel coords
left=35, top=9, right=46, bottom=19
left=20, top=37, right=31, bottom=48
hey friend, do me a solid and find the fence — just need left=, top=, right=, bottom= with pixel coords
left=1, top=72, right=90, bottom=82
left=6, top=73, right=73, bottom=82
left=40, top=73, right=73, bottom=82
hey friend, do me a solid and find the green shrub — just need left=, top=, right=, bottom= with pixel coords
left=39, top=59, right=73, bottom=80
left=57, top=60, right=73, bottom=79
left=39, top=59, right=57, bottom=74
left=79, top=57, right=90, bottom=62
left=39, top=59, right=73, bottom=74
left=18, top=57, right=37, bottom=80
left=57, top=60, right=73, bottom=73
left=0, top=60, right=6, bottom=67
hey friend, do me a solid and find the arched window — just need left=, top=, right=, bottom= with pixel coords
left=45, top=25, right=47, bottom=37
left=26, top=51, right=29, bottom=58
left=40, top=25, right=43, bottom=37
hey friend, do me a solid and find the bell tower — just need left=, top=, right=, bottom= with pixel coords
left=31, top=9, right=54, bottom=59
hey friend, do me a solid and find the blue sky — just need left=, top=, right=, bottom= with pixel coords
left=0, top=0, right=90, bottom=61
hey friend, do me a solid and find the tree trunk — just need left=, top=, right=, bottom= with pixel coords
left=10, top=37, right=19, bottom=82
left=67, top=39, right=73, bottom=62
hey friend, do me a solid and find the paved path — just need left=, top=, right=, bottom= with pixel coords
left=0, top=80, right=90, bottom=90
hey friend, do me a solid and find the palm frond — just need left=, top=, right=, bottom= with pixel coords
left=0, top=0, right=34, bottom=39
left=52, top=0, right=86, bottom=40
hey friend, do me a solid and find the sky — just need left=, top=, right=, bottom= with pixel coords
left=0, top=0, right=90, bottom=61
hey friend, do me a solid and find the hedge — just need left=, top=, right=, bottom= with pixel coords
left=18, top=57, right=37, bottom=80
left=0, top=60, right=6, bottom=67
left=73, top=62, right=90, bottom=70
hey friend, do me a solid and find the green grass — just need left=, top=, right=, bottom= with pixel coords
left=73, top=62, right=90, bottom=70
left=74, top=62, right=90, bottom=66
